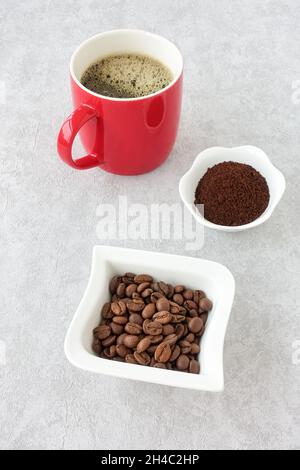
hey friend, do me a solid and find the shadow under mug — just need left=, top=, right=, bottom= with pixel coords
left=57, top=30, right=183, bottom=175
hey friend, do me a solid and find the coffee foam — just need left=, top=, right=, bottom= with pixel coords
left=81, top=54, right=173, bottom=98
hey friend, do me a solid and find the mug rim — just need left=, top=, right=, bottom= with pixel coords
left=70, top=29, right=184, bottom=103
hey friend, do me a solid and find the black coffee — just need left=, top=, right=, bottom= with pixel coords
left=81, top=54, right=173, bottom=98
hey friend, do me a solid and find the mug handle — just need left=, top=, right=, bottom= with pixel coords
left=57, top=104, right=101, bottom=170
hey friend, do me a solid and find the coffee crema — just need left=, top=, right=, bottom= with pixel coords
left=80, top=53, right=173, bottom=99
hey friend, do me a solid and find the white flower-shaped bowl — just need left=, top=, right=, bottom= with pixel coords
left=64, top=246, right=235, bottom=392
left=179, top=146, right=286, bottom=232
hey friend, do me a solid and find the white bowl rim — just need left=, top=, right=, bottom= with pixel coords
left=179, top=145, right=286, bottom=232
left=64, top=246, right=236, bottom=392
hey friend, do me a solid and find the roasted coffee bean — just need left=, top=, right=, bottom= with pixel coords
left=171, top=314, right=186, bottom=323
left=117, top=333, right=127, bottom=345
left=110, top=322, right=124, bottom=336
left=111, top=300, right=127, bottom=316
left=132, top=292, right=142, bottom=300
left=169, top=301, right=181, bottom=314
left=101, top=302, right=113, bottom=319
left=134, top=351, right=151, bottom=366
left=125, top=272, right=135, bottom=279
left=129, top=313, right=143, bottom=326
left=123, top=335, right=139, bottom=349
left=102, top=335, right=116, bottom=348
left=173, top=294, right=184, bottom=305
left=175, top=285, right=185, bottom=293
left=183, top=289, right=193, bottom=300
left=179, top=340, right=192, bottom=354
left=109, top=276, right=121, bottom=294
left=116, top=282, right=126, bottom=297
left=153, top=311, right=172, bottom=325
left=128, top=299, right=145, bottom=312
left=113, top=316, right=128, bottom=325
left=126, top=284, right=137, bottom=297
left=134, top=274, right=153, bottom=284
left=162, top=324, right=175, bottom=336
left=142, top=303, right=156, bottom=319
left=167, top=284, right=174, bottom=299
left=116, top=344, right=131, bottom=358
left=188, top=317, right=204, bottom=334
left=125, top=322, right=143, bottom=335
left=191, top=343, right=200, bottom=354
left=200, top=313, right=208, bottom=325
left=185, top=333, right=195, bottom=343
left=184, top=300, right=198, bottom=311
left=92, top=338, right=102, bottom=355
left=175, top=324, right=185, bottom=339
left=155, top=342, right=172, bottom=363
left=141, top=288, right=153, bottom=298
left=199, top=298, right=213, bottom=312
left=136, top=336, right=152, bottom=353
left=148, top=334, right=164, bottom=345
left=137, top=282, right=151, bottom=293
left=93, top=325, right=111, bottom=340
left=158, top=281, right=169, bottom=296
left=189, top=309, right=198, bottom=317
left=147, top=344, right=157, bottom=355
left=194, top=290, right=205, bottom=304
left=125, top=354, right=138, bottom=364
left=104, top=345, right=117, bottom=358
left=150, top=291, right=164, bottom=303
left=156, top=297, right=170, bottom=312
left=176, top=354, right=190, bottom=370
left=170, top=344, right=181, bottom=362
left=163, top=334, right=178, bottom=346
left=143, top=320, right=163, bottom=336
left=189, top=359, right=200, bottom=374
left=153, top=362, right=167, bottom=369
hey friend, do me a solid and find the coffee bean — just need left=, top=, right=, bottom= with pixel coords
left=170, top=344, right=181, bottom=362
left=134, top=351, right=151, bottom=366
left=148, top=334, right=164, bottom=345
left=199, top=298, right=213, bottom=311
left=151, top=292, right=164, bottom=303
left=137, top=282, right=151, bottom=293
left=126, top=284, right=137, bottom=297
left=153, top=362, right=167, bottom=369
left=179, top=340, right=192, bottom=354
left=143, top=320, right=163, bottom=336
left=155, top=342, right=172, bottom=363
left=134, top=274, right=153, bottom=284
left=124, top=272, right=136, bottom=279
left=171, top=314, right=186, bottom=323
left=184, top=300, right=198, bottom=311
left=129, top=313, right=143, bottom=326
left=116, top=282, right=126, bottom=298
left=153, top=311, right=172, bottom=324
left=125, top=322, right=143, bottom=335
left=191, top=343, right=200, bottom=354
left=189, top=359, right=200, bottom=374
left=158, top=282, right=169, bottom=296
left=136, top=336, right=152, bottom=353
left=175, top=324, right=185, bottom=339
left=117, top=333, right=127, bottom=345
left=194, top=290, right=205, bottom=304
left=102, top=335, right=116, bottom=347
left=185, top=333, right=195, bottom=343
left=176, top=354, right=190, bottom=370
left=169, top=301, right=181, bottom=314
left=101, top=302, right=113, bottom=319
left=123, top=335, right=139, bottom=349
left=111, top=300, right=127, bottom=315
left=110, top=322, right=124, bottom=335
left=162, top=324, right=175, bottom=336
left=188, top=317, right=204, bottom=334
left=116, top=344, right=130, bottom=358
left=125, top=354, right=138, bottom=364
left=109, top=276, right=121, bottom=294
left=142, top=303, right=156, bottom=319
left=167, top=284, right=174, bottom=299
left=93, top=325, right=111, bottom=340
left=173, top=294, right=184, bottom=305
left=174, top=285, right=184, bottom=293
left=128, top=299, right=145, bottom=312
left=92, top=338, right=102, bottom=355
left=113, top=316, right=128, bottom=325
left=141, top=288, right=153, bottom=298
left=200, top=313, right=208, bottom=325
left=183, top=289, right=193, bottom=300
left=163, top=334, right=178, bottom=346
left=189, top=309, right=198, bottom=317
left=104, top=345, right=117, bottom=358
left=156, top=297, right=170, bottom=312
left=147, top=344, right=157, bottom=355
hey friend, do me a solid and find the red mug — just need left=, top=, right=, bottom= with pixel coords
left=57, top=30, right=183, bottom=175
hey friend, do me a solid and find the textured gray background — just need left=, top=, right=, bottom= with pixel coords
left=0, top=0, right=299, bottom=450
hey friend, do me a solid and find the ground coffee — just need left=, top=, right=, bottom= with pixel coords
left=92, top=273, right=213, bottom=374
left=194, top=161, right=270, bottom=226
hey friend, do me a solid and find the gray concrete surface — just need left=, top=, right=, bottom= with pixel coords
left=1, top=0, right=300, bottom=450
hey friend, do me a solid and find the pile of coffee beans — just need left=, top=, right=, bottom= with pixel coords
left=92, top=273, right=213, bottom=374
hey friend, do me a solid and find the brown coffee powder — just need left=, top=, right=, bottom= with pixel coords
left=194, top=162, right=270, bottom=226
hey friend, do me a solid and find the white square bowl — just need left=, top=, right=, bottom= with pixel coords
left=64, top=246, right=235, bottom=392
